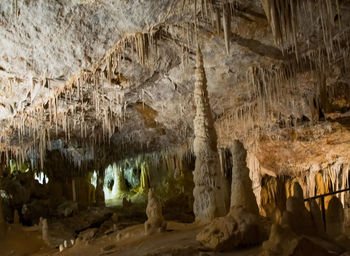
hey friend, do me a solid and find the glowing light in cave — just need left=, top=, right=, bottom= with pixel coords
left=91, top=170, right=97, bottom=188
left=104, top=163, right=119, bottom=201
left=34, top=172, right=49, bottom=184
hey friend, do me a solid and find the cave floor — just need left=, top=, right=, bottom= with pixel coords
left=46, top=221, right=261, bottom=256
left=1, top=221, right=262, bottom=256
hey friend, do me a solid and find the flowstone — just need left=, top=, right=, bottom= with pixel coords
left=192, top=46, right=228, bottom=223
left=144, top=188, right=166, bottom=235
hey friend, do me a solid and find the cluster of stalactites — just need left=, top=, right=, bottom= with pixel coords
left=192, top=0, right=234, bottom=54
left=0, top=30, right=161, bottom=170
left=216, top=27, right=350, bottom=145
left=261, top=0, right=343, bottom=60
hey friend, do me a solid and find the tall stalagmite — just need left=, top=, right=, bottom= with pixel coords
left=230, top=140, right=259, bottom=214
left=193, top=46, right=228, bottom=223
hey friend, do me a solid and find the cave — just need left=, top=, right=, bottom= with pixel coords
left=0, top=1, right=350, bottom=255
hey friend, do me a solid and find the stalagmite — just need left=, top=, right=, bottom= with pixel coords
left=281, top=182, right=315, bottom=236
left=230, top=140, right=259, bottom=214
left=326, top=196, right=344, bottom=237
left=144, top=188, right=167, bottom=235
left=192, top=46, right=228, bottom=223
left=222, top=3, right=231, bottom=54
left=41, top=218, right=50, bottom=246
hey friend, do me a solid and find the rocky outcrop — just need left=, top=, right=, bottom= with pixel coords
left=196, top=206, right=264, bottom=251
left=260, top=223, right=342, bottom=256
left=192, top=46, right=229, bottom=223
left=261, top=182, right=347, bottom=255
left=144, top=188, right=166, bottom=235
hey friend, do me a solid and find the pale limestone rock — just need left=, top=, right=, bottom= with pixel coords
left=193, top=46, right=229, bottom=223
left=144, top=188, right=166, bottom=235
left=230, top=140, right=259, bottom=215
left=196, top=206, right=264, bottom=251
left=41, top=218, right=50, bottom=246
left=59, top=244, right=64, bottom=252
left=326, top=196, right=344, bottom=237
left=196, top=139, right=265, bottom=251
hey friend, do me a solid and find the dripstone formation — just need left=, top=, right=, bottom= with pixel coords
left=192, top=46, right=229, bottom=223
left=144, top=188, right=167, bottom=235
left=197, top=140, right=265, bottom=251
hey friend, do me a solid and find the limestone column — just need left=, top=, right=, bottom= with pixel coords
left=230, top=140, right=259, bottom=214
left=193, top=46, right=228, bottom=223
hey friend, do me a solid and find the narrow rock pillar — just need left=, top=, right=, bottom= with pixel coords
left=193, top=46, right=228, bottom=223
left=230, top=140, right=259, bottom=214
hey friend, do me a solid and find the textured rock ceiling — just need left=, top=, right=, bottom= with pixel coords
left=0, top=0, right=349, bottom=173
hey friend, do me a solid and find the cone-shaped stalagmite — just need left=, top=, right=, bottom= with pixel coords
left=193, top=46, right=228, bottom=223
left=230, top=140, right=259, bottom=214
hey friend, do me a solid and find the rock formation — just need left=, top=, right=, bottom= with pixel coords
left=281, top=182, right=315, bottom=236
left=144, top=188, right=166, bottom=235
left=230, top=140, right=259, bottom=214
left=41, top=218, right=50, bottom=246
left=0, top=1, right=349, bottom=255
left=197, top=141, right=264, bottom=251
left=260, top=223, right=342, bottom=256
left=308, top=199, right=326, bottom=236
left=197, top=206, right=264, bottom=251
left=192, top=46, right=228, bottom=223
left=326, top=196, right=345, bottom=237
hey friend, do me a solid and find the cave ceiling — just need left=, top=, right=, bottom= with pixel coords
left=0, top=0, right=349, bottom=173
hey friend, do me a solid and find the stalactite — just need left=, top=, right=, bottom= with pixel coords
left=222, top=3, right=231, bottom=54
